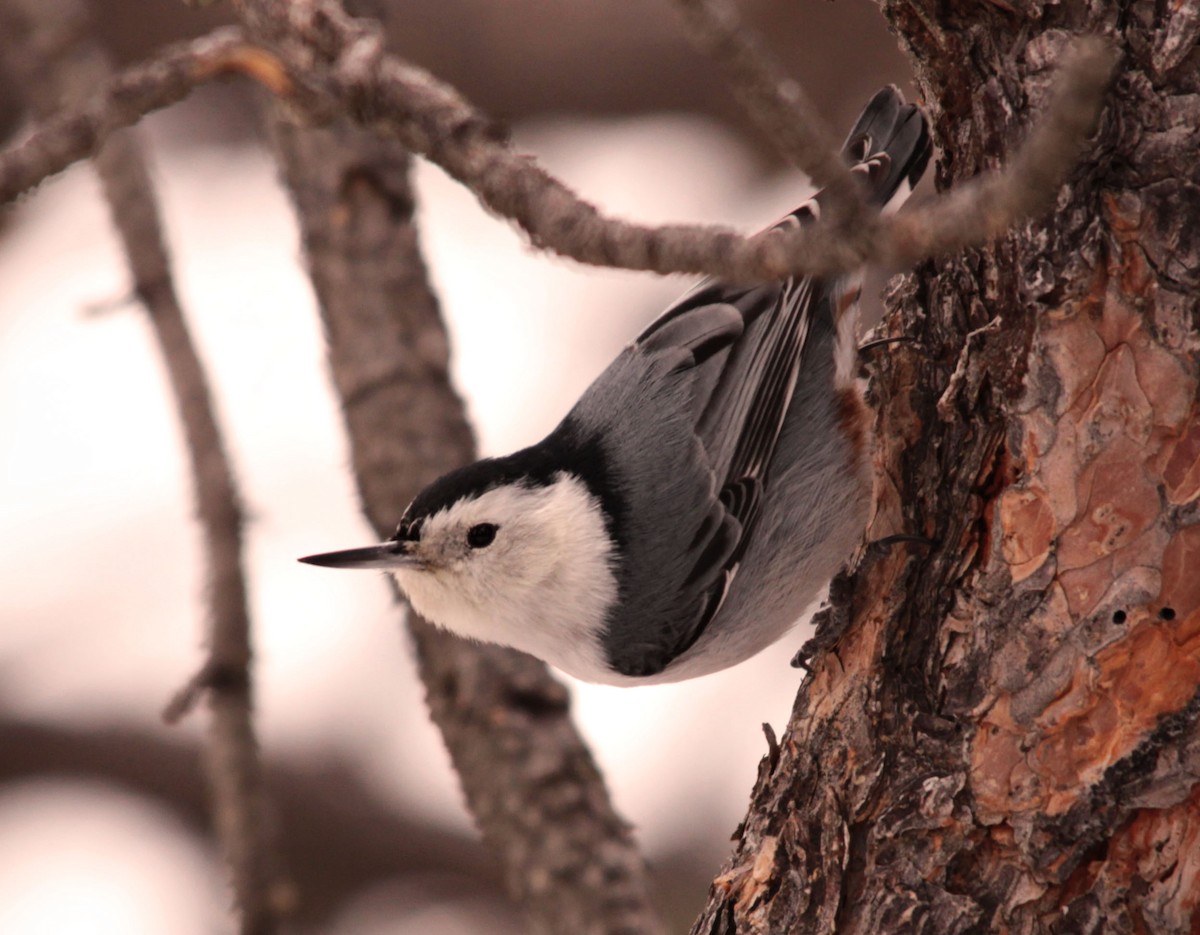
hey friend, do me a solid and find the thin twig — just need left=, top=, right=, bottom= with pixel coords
left=94, top=99, right=287, bottom=935
left=98, top=97, right=286, bottom=935
left=0, top=2, right=286, bottom=932
left=0, top=27, right=287, bottom=204
left=245, top=1, right=1114, bottom=279
left=99, top=105, right=289, bottom=935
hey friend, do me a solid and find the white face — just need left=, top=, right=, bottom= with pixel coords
left=390, top=473, right=621, bottom=682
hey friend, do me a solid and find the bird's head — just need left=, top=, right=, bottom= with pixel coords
left=300, top=457, right=619, bottom=673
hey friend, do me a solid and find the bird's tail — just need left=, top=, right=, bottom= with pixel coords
left=839, top=85, right=932, bottom=213
left=785, top=88, right=931, bottom=387
left=783, top=86, right=931, bottom=225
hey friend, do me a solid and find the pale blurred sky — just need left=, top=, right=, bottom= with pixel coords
left=0, top=103, right=822, bottom=933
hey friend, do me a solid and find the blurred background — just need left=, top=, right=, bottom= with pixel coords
left=0, top=1, right=914, bottom=932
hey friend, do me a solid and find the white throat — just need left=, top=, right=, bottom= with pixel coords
left=392, top=473, right=620, bottom=681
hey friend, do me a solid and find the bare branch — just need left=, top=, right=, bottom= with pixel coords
left=97, top=96, right=286, bottom=935
left=672, top=0, right=870, bottom=230
left=0, top=716, right=507, bottom=928
left=93, top=95, right=286, bottom=935
left=0, top=3, right=1114, bottom=286
left=267, top=102, right=665, bottom=935
left=0, top=27, right=284, bottom=204
left=231, top=1, right=1113, bottom=280
left=228, top=0, right=876, bottom=282
left=0, top=2, right=287, bottom=933
left=246, top=23, right=663, bottom=929
left=2, top=715, right=717, bottom=931
left=103, top=114, right=287, bottom=935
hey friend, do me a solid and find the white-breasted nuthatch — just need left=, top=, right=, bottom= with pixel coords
left=301, top=87, right=931, bottom=684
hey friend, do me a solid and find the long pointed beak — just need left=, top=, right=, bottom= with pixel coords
left=298, top=541, right=422, bottom=570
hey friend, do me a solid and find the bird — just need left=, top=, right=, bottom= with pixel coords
left=301, top=87, right=931, bottom=685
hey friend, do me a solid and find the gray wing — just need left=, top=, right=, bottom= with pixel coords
left=599, top=273, right=828, bottom=677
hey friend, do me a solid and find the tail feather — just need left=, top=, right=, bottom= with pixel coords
left=783, top=86, right=931, bottom=226
left=640, top=87, right=931, bottom=355
left=840, top=85, right=931, bottom=211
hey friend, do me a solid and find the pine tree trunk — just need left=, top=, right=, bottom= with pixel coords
left=692, top=2, right=1200, bottom=932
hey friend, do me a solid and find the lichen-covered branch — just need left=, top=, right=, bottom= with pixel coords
left=0, top=2, right=285, bottom=933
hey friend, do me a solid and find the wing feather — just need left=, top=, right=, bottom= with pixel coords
left=611, top=278, right=821, bottom=675
left=596, top=87, right=932, bottom=677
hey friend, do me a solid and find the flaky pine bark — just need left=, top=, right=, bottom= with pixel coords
left=693, top=3, right=1200, bottom=934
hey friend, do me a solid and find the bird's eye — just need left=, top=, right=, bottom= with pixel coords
left=467, top=523, right=498, bottom=549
